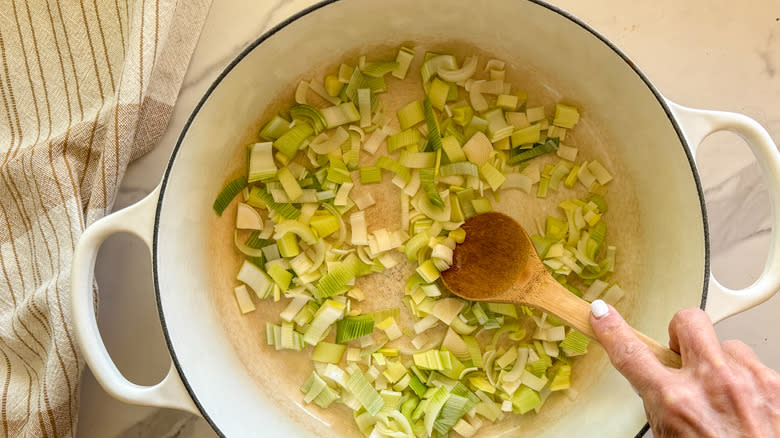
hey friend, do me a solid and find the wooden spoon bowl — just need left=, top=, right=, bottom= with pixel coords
left=441, top=212, right=682, bottom=369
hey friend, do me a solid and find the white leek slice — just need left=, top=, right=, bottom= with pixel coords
left=273, top=220, right=317, bottom=244
left=526, top=106, right=545, bottom=123
left=237, top=260, right=273, bottom=299
left=321, top=102, right=361, bottom=128
left=462, top=132, right=492, bottom=166
left=442, top=328, right=470, bottom=361
left=310, top=127, right=350, bottom=154
left=234, top=285, right=256, bottom=314
left=334, top=182, right=353, bottom=206
left=421, top=54, right=458, bottom=83
left=350, top=190, right=376, bottom=210
left=358, top=88, right=372, bottom=128
left=484, top=59, right=505, bottom=72
left=583, top=279, right=609, bottom=301
left=281, top=296, right=310, bottom=322
left=236, top=203, right=264, bottom=230
left=468, top=80, right=489, bottom=112
left=345, top=370, right=385, bottom=416
left=438, top=55, right=478, bottom=83
left=248, top=142, right=277, bottom=183
left=363, top=125, right=392, bottom=155
left=413, top=314, right=439, bottom=334
left=309, top=79, right=341, bottom=105
left=521, top=163, right=541, bottom=184
left=423, top=386, right=450, bottom=437
left=502, top=173, right=532, bottom=194
left=303, top=299, right=346, bottom=345
left=403, top=170, right=421, bottom=197
left=432, top=298, right=465, bottom=325
left=411, top=190, right=451, bottom=222
left=502, top=348, right=529, bottom=383
left=350, top=211, right=368, bottom=245
left=392, top=47, right=415, bottom=80
left=602, top=284, right=625, bottom=304
left=587, top=160, right=613, bottom=185
left=556, top=144, right=578, bottom=162
left=295, top=80, right=309, bottom=104
left=577, top=162, right=597, bottom=188
left=233, top=230, right=264, bottom=258
left=520, top=369, right=548, bottom=392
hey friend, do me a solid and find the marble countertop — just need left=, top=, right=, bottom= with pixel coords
left=77, top=0, right=780, bottom=437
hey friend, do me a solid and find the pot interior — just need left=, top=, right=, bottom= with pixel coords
left=154, top=0, right=707, bottom=436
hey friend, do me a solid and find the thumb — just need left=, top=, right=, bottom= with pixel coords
left=590, top=299, right=668, bottom=393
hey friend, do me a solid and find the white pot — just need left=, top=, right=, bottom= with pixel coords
left=72, top=0, right=780, bottom=436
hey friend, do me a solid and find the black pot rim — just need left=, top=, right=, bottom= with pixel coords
left=152, top=1, right=710, bottom=436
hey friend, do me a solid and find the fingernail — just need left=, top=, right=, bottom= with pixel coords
left=591, top=299, right=609, bottom=319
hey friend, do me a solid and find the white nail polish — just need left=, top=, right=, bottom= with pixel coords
left=591, top=299, right=609, bottom=318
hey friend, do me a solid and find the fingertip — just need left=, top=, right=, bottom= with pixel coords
left=591, top=299, right=609, bottom=319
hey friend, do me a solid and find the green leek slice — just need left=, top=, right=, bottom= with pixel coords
left=423, top=97, right=441, bottom=151
left=359, top=166, right=382, bottom=184
left=346, top=370, right=385, bottom=416
left=511, top=386, right=541, bottom=414
left=259, top=114, right=291, bottom=140
left=508, top=138, right=560, bottom=166
left=321, top=102, right=361, bottom=127
left=423, top=386, right=450, bottom=436
left=312, top=342, right=347, bottom=364
left=337, top=315, right=375, bottom=343
left=559, top=330, right=590, bottom=355
left=274, top=123, right=313, bottom=159
left=387, top=128, right=422, bottom=152
left=419, top=168, right=444, bottom=208
left=316, top=254, right=368, bottom=299
left=397, top=100, right=425, bottom=130
left=290, top=104, right=327, bottom=133
left=213, top=176, right=247, bottom=215
left=255, top=189, right=301, bottom=220
left=377, top=156, right=411, bottom=182
left=362, top=61, right=400, bottom=78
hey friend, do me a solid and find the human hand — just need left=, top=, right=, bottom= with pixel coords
left=589, top=300, right=780, bottom=437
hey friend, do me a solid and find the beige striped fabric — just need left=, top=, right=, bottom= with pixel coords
left=0, top=0, right=212, bottom=436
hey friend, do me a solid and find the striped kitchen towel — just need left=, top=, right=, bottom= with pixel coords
left=0, top=0, right=211, bottom=436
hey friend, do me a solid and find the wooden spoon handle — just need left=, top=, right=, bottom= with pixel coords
left=524, top=278, right=682, bottom=369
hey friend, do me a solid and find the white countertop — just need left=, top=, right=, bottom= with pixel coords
left=77, top=0, right=780, bottom=436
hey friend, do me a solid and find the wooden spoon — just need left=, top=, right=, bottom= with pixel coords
left=441, top=212, right=682, bottom=369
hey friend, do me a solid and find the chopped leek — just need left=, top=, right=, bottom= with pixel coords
left=313, top=342, right=347, bottom=364
left=397, top=100, right=425, bottom=130
left=218, top=47, right=624, bottom=438
left=419, top=168, right=444, bottom=208
left=248, top=142, right=277, bottom=182
left=553, top=103, right=580, bottom=128
left=346, top=370, right=385, bottom=416
left=233, top=285, right=255, bottom=314
left=290, top=104, right=327, bottom=133
left=337, top=315, right=375, bottom=343
left=392, top=47, right=415, bottom=80
left=508, top=137, right=559, bottom=166
left=274, top=124, right=313, bottom=159
left=423, top=97, right=443, bottom=151
left=304, top=300, right=346, bottom=345
left=213, top=176, right=248, bottom=215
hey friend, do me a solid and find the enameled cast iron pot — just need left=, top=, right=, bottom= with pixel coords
left=72, top=0, right=780, bottom=436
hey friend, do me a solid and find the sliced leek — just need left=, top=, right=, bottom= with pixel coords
left=216, top=47, right=624, bottom=438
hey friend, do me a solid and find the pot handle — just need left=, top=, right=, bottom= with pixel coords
left=71, top=187, right=199, bottom=414
left=667, top=100, right=780, bottom=324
